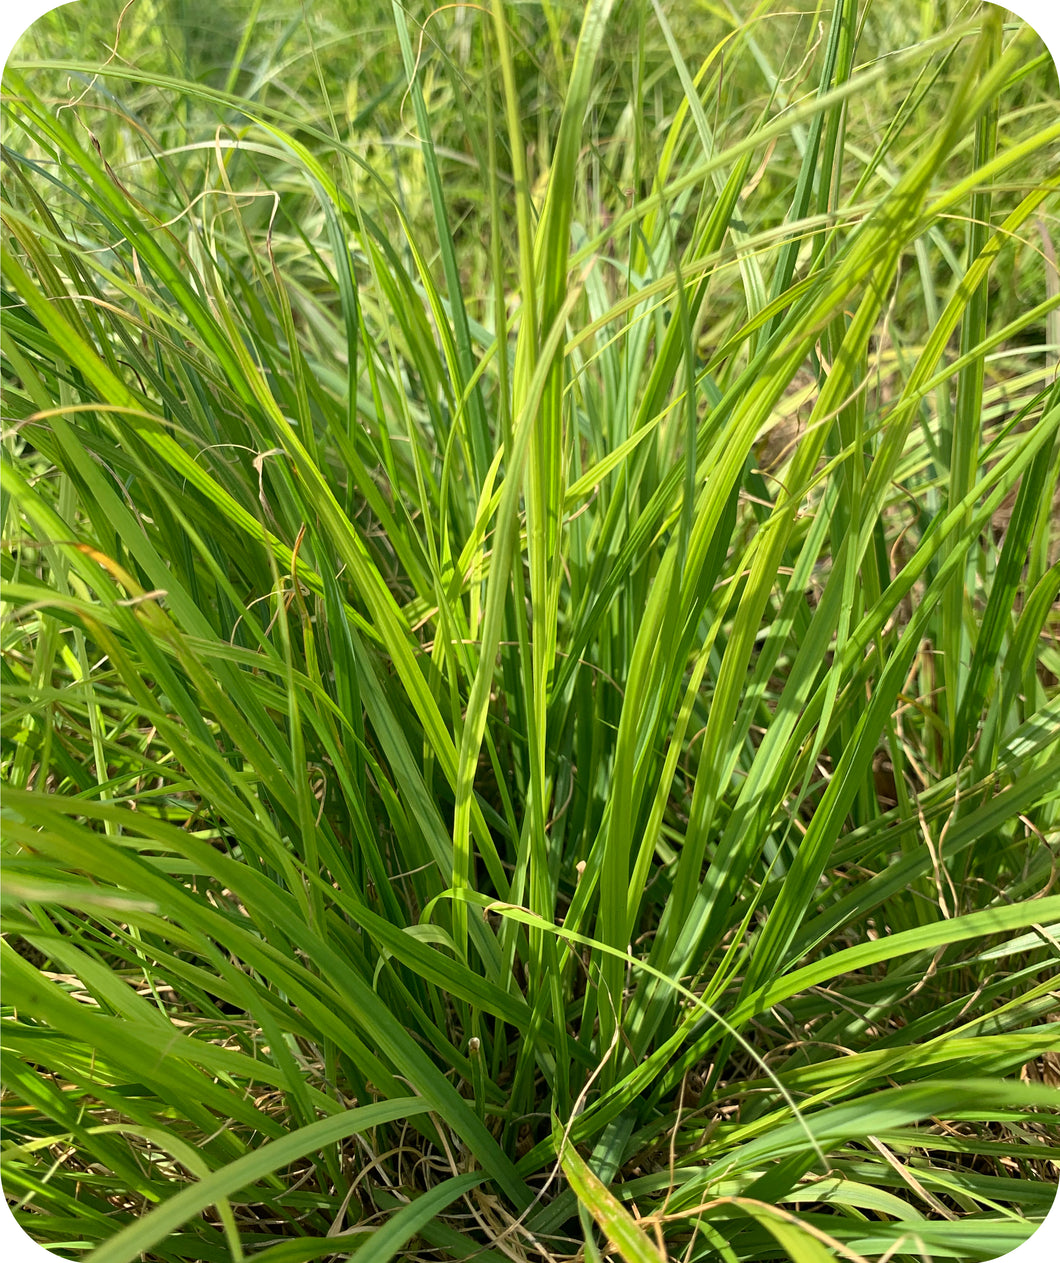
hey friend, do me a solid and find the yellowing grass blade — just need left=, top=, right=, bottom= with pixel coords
left=558, top=1125, right=666, bottom=1263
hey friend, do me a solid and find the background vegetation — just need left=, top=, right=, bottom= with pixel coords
left=2, top=1, right=1059, bottom=1260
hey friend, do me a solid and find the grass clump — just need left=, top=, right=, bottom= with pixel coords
left=2, top=1, right=1059, bottom=1259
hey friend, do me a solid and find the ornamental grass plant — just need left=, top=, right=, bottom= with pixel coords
left=2, top=1, right=1059, bottom=1260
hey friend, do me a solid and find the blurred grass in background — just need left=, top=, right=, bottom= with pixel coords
left=2, top=2, right=1059, bottom=1260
